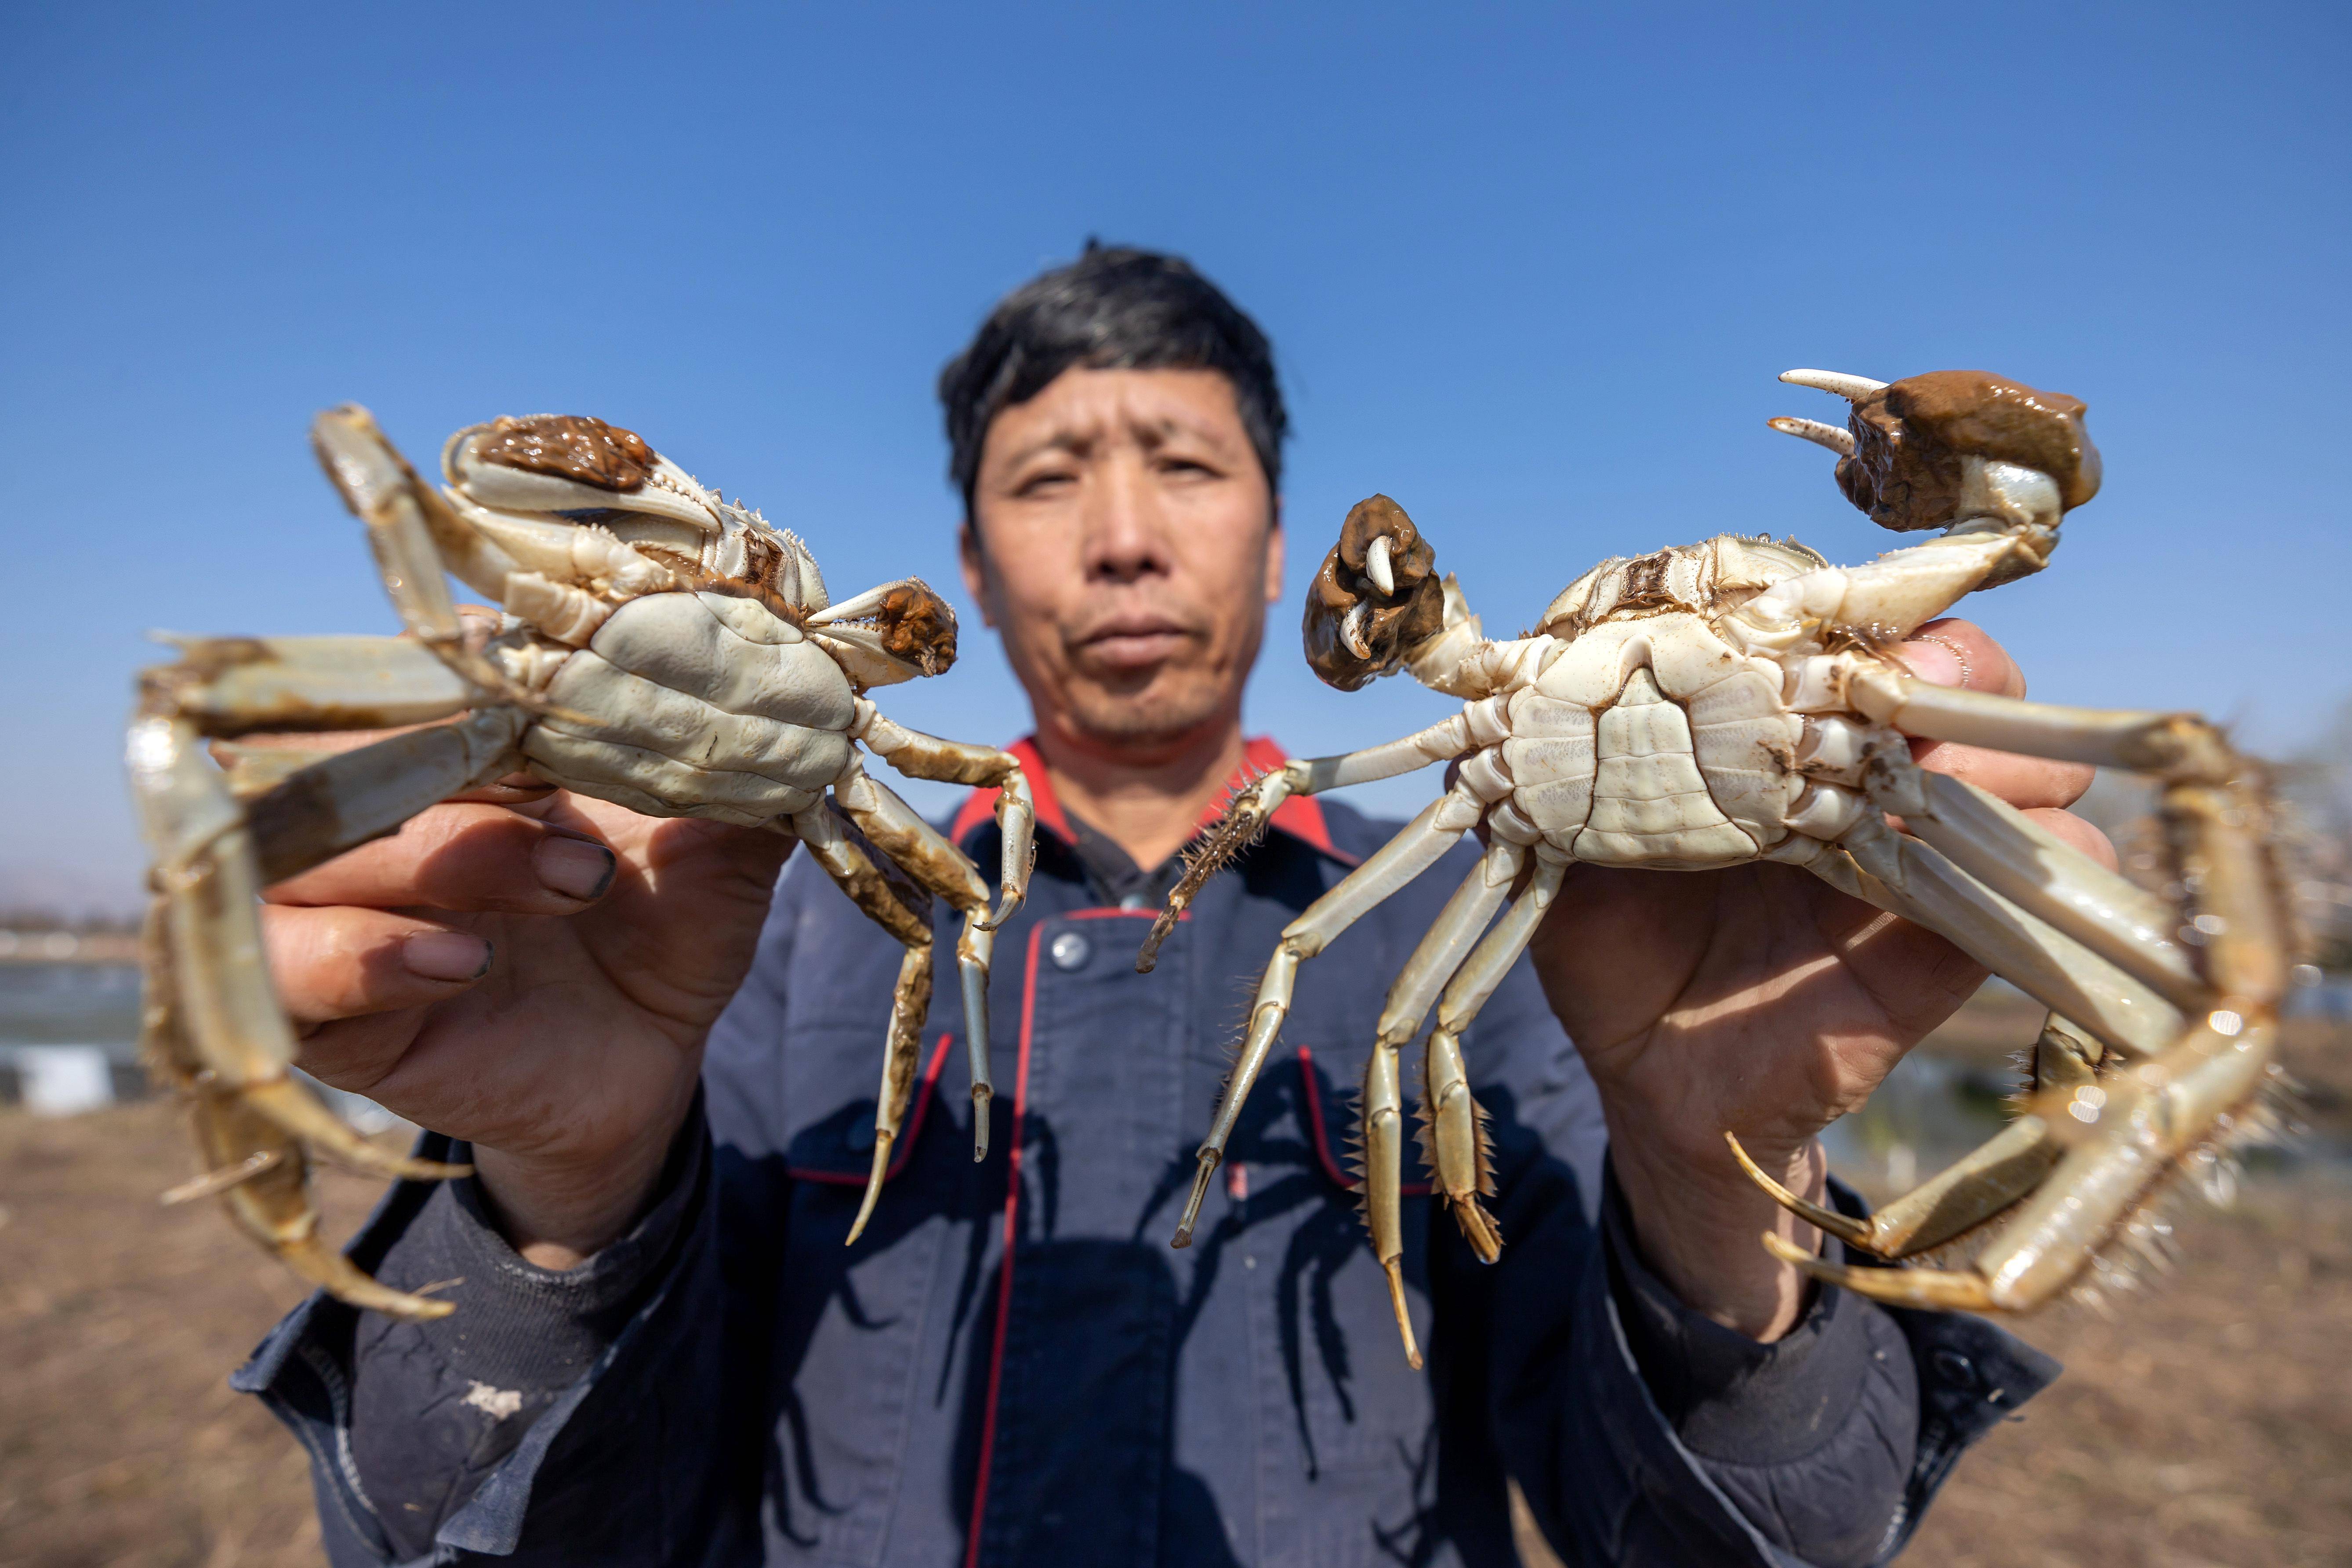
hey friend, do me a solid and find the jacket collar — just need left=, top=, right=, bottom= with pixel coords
left=947, top=735, right=1349, bottom=863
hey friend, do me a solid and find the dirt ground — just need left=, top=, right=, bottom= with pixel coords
left=4, top=1034, right=2349, bottom=1568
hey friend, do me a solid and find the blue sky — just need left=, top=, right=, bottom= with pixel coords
left=3, top=2, right=2345, bottom=914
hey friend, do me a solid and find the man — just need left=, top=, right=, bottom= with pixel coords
left=245, top=245, right=2083, bottom=1565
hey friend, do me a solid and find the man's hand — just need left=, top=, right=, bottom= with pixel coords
left=1527, top=618, right=2111, bottom=1339
left=261, top=774, right=793, bottom=1268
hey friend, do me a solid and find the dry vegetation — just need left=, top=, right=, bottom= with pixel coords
left=4, top=1014, right=2348, bottom=1568
left=0, top=1100, right=374, bottom=1568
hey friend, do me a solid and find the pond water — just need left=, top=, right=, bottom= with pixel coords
left=0, top=963, right=392, bottom=1129
left=11, top=964, right=2348, bottom=1185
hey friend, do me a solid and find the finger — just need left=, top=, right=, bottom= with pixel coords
left=1896, top=617, right=2025, bottom=697
left=1910, top=738, right=2094, bottom=812
left=1895, top=617, right=2091, bottom=809
left=2022, top=806, right=2119, bottom=871
left=261, top=903, right=492, bottom=1027
left=265, top=802, right=617, bottom=914
left=446, top=770, right=559, bottom=806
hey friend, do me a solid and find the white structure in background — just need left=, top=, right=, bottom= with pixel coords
left=6, top=1045, right=115, bottom=1116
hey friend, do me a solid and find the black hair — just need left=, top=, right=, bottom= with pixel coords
left=937, top=241, right=1287, bottom=514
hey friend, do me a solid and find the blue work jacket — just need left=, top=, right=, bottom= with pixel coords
left=239, top=738, right=2053, bottom=1567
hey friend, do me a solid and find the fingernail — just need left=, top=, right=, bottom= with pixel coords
left=403, top=932, right=493, bottom=982
left=533, top=835, right=617, bottom=901
left=1897, top=640, right=1964, bottom=688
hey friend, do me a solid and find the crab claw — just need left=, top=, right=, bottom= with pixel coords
left=1767, top=416, right=1857, bottom=457
left=1302, top=495, right=1447, bottom=692
left=1779, top=368, right=1888, bottom=401
left=806, top=579, right=959, bottom=689
left=1781, top=370, right=2102, bottom=538
left=1761, top=1231, right=1996, bottom=1311
left=443, top=414, right=722, bottom=532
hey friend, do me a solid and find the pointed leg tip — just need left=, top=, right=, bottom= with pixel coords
left=1761, top=1229, right=2001, bottom=1311
left=1449, top=1197, right=1504, bottom=1264
left=1726, top=1133, right=1874, bottom=1252
left=1169, top=1154, right=1218, bottom=1248
left=1383, top=1260, right=1423, bottom=1369
left=845, top=1140, right=892, bottom=1245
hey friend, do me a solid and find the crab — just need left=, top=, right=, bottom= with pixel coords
left=127, top=409, right=1034, bottom=1319
left=1136, top=367, right=2294, bottom=1367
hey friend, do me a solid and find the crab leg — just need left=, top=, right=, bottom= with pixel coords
left=128, top=713, right=477, bottom=1190
left=1742, top=1012, right=2093, bottom=1260
left=309, top=406, right=555, bottom=710
left=142, top=635, right=474, bottom=737
left=1359, top=1031, right=1420, bottom=1369
left=1834, top=824, right=2185, bottom=1060
left=1728, top=1112, right=2062, bottom=1262
left=1770, top=1011, right=2276, bottom=1310
left=789, top=802, right=937, bottom=1245
left=1421, top=849, right=1571, bottom=1260
left=852, top=701, right=1034, bottom=930
left=139, top=902, right=462, bottom=1321
left=1170, top=782, right=1486, bottom=1252
left=1756, top=693, right=2286, bottom=1307
left=244, top=710, right=529, bottom=883
left=1904, top=771, right=2207, bottom=1011
left=1365, top=837, right=1529, bottom=1284
left=831, top=762, right=1000, bottom=1161
left=1136, top=712, right=1484, bottom=972
left=1846, top=663, right=2236, bottom=780
left=1728, top=1014, right=2101, bottom=1261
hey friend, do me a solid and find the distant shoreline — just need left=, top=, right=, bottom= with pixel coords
left=0, top=932, right=140, bottom=965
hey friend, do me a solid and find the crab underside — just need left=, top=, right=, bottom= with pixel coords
left=130, top=410, right=1037, bottom=1318
left=1140, top=367, right=2296, bottom=1368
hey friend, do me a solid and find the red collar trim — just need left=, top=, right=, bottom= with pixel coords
left=946, top=736, right=1350, bottom=864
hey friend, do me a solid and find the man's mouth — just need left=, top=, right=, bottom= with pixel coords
left=1074, top=615, right=1196, bottom=671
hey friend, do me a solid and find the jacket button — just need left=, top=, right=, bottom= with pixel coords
left=1929, top=1347, right=1978, bottom=1389
left=1049, top=931, right=1093, bottom=972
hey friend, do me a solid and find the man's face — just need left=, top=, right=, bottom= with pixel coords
left=961, top=367, right=1283, bottom=756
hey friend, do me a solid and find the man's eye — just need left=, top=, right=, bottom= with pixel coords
left=1014, top=470, right=1077, bottom=497
left=1158, top=457, right=1219, bottom=480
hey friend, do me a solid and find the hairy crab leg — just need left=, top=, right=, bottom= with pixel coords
left=128, top=713, right=479, bottom=1190
left=1728, top=1114, right=2061, bottom=1261
left=143, top=634, right=475, bottom=737
left=1735, top=1012, right=2095, bottom=1261
left=1170, top=782, right=1487, bottom=1250
left=126, top=639, right=520, bottom=1173
left=1136, top=711, right=1483, bottom=973
left=1373, top=832, right=1533, bottom=1288
left=1833, top=824, right=2185, bottom=1060
left=788, top=803, right=936, bottom=1245
left=310, top=407, right=548, bottom=711
left=1419, top=846, right=1570, bottom=1268
left=1769, top=1012, right=2276, bottom=1310
left=1903, top=772, right=2208, bottom=1011
left=1758, top=691, right=2287, bottom=1307
left=1844, top=663, right=2234, bottom=778
left=1359, top=1029, right=1420, bottom=1369
left=243, top=710, right=529, bottom=883
left=831, top=762, right=1001, bottom=1161
left=140, top=904, right=459, bottom=1320
left=851, top=701, right=1034, bottom=930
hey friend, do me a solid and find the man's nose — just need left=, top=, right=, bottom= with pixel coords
left=1081, top=458, right=1171, bottom=584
